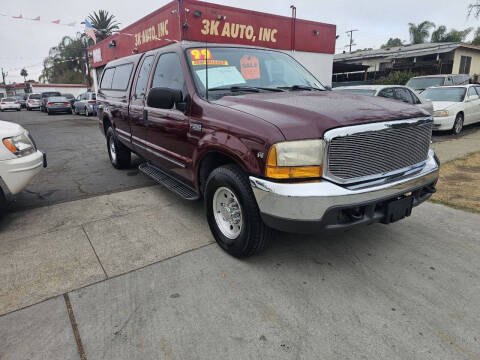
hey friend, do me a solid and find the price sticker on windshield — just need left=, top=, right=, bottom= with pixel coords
left=190, top=48, right=212, bottom=60
left=240, top=55, right=260, bottom=80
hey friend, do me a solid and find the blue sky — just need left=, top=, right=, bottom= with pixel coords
left=0, top=0, right=478, bottom=82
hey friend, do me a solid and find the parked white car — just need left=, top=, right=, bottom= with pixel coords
left=0, top=120, right=46, bottom=213
left=26, top=93, right=42, bottom=111
left=0, top=97, right=21, bottom=112
left=419, top=84, right=480, bottom=134
left=334, top=85, right=433, bottom=115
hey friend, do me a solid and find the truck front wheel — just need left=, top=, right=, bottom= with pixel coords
left=106, top=127, right=131, bottom=169
left=205, top=164, right=272, bottom=257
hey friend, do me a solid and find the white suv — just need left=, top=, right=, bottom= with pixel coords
left=0, top=120, right=46, bottom=213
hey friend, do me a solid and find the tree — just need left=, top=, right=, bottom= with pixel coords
left=381, top=38, right=404, bottom=48
left=431, top=25, right=472, bottom=42
left=88, top=10, right=120, bottom=41
left=472, top=27, right=480, bottom=45
left=20, top=68, right=28, bottom=83
left=373, top=70, right=420, bottom=85
left=408, top=21, right=435, bottom=44
left=39, top=32, right=92, bottom=85
left=468, top=1, right=480, bottom=17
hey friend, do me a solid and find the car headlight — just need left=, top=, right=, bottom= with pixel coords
left=433, top=110, right=449, bottom=117
left=265, top=139, right=324, bottom=179
left=2, top=131, right=36, bottom=157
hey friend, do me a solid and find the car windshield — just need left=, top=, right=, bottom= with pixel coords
left=43, top=92, right=61, bottom=98
left=3, top=98, right=15, bottom=102
left=406, top=77, right=444, bottom=91
left=63, top=94, right=74, bottom=99
left=49, top=97, right=68, bottom=102
left=29, top=94, right=41, bottom=99
left=335, top=88, right=376, bottom=96
left=420, top=87, right=466, bottom=102
left=186, top=47, right=324, bottom=99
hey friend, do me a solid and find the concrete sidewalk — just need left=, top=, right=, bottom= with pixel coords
left=2, top=202, right=480, bottom=359
left=0, top=185, right=213, bottom=316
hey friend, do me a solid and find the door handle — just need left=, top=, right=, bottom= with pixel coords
left=143, top=110, right=148, bottom=124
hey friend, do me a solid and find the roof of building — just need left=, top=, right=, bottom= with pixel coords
left=334, top=42, right=480, bottom=62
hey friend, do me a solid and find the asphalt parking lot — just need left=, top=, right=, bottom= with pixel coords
left=0, top=109, right=154, bottom=212
left=1, top=109, right=480, bottom=359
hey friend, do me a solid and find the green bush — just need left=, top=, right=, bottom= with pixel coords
left=373, top=70, right=420, bottom=85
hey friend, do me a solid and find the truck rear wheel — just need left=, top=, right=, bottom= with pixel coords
left=205, top=164, right=272, bottom=257
left=106, top=127, right=131, bottom=169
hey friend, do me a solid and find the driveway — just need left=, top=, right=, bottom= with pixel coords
left=0, top=109, right=154, bottom=212
left=1, top=110, right=480, bottom=359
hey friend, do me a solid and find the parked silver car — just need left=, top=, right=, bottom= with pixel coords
left=406, top=74, right=470, bottom=93
left=334, top=85, right=433, bottom=114
left=73, top=92, right=97, bottom=117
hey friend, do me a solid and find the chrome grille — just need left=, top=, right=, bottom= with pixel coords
left=325, top=118, right=433, bottom=183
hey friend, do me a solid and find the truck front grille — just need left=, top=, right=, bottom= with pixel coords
left=325, top=118, right=433, bottom=183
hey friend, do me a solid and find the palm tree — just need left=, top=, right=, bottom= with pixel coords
left=408, top=21, right=435, bottom=44
left=20, top=68, right=28, bottom=83
left=88, top=10, right=120, bottom=41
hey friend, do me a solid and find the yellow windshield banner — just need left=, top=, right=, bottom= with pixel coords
left=192, top=59, right=229, bottom=66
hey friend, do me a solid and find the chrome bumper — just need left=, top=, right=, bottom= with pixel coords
left=250, top=150, right=439, bottom=233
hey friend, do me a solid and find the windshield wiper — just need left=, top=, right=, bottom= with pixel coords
left=277, top=85, right=324, bottom=91
left=208, top=86, right=284, bottom=93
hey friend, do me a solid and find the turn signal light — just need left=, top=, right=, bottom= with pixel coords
left=265, top=146, right=322, bottom=179
left=2, top=139, right=17, bottom=153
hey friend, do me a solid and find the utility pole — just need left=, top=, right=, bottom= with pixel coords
left=1, top=68, right=7, bottom=85
left=345, top=29, right=358, bottom=53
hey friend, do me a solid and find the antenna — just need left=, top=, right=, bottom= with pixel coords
left=345, top=29, right=358, bottom=53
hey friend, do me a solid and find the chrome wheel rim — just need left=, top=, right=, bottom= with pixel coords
left=455, top=117, right=463, bottom=134
left=213, top=187, right=243, bottom=239
left=109, top=138, right=117, bottom=163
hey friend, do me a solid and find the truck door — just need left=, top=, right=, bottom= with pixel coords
left=144, top=52, right=194, bottom=182
left=129, top=55, right=155, bottom=158
left=108, top=64, right=134, bottom=142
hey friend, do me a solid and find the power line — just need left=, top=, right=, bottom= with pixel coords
left=345, top=29, right=358, bottom=53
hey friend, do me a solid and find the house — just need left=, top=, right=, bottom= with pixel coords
left=333, top=42, right=480, bottom=83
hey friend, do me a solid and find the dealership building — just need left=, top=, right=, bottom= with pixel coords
left=88, top=0, right=336, bottom=89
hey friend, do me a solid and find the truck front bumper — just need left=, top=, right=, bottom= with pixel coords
left=250, top=150, right=440, bottom=233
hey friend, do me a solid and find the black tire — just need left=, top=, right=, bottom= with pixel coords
left=85, top=107, right=90, bottom=117
left=106, top=127, right=131, bottom=169
left=47, top=109, right=51, bottom=115
left=204, top=164, right=272, bottom=258
left=452, top=113, right=464, bottom=135
left=0, top=188, right=7, bottom=217
left=16, top=108, right=20, bottom=111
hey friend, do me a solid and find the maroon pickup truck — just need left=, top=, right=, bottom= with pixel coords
left=98, top=43, right=439, bottom=257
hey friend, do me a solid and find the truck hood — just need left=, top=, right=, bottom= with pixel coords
left=431, top=101, right=461, bottom=111
left=0, top=120, right=24, bottom=137
left=216, top=91, right=427, bottom=140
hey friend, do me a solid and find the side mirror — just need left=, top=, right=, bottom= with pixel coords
left=147, top=87, right=183, bottom=110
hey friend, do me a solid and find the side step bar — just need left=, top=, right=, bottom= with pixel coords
left=139, top=162, right=200, bottom=201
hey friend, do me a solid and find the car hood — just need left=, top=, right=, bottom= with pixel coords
left=0, top=120, right=24, bottom=137
left=216, top=91, right=428, bottom=140
left=431, top=101, right=461, bottom=111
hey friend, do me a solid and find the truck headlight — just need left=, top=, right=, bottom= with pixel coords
left=2, top=131, right=36, bottom=157
left=433, top=110, right=449, bottom=117
left=265, top=139, right=324, bottom=179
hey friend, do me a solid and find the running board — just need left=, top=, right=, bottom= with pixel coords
left=139, top=162, right=200, bottom=201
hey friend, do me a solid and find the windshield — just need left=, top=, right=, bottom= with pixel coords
left=186, top=47, right=324, bottom=99
left=420, top=87, right=466, bottom=102
left=29, top=94, right=41, bottom=99
left=335, top=88, right=376, bottom=96
left=42, top=92, right=61, bottom=98
left=49, top=97, right=68, bottom=102
left=3, top=98, right=15, bottom=102
left=406, top=77, right=444, bottom=90
left=63, top=94, right=74, bottom=99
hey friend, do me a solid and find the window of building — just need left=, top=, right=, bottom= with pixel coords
left=459, top=56, right=472, bottom=74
